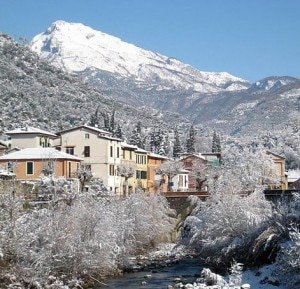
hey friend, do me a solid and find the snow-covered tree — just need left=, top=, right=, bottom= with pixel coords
left=188, top=159, right=208, bottom=191
left=89, top=105, right=100, bottom=127
left=149, top=128, right=164, bottom=154
left=156, top=160, right=184, bottom=191
left=129, top=121, right=144, bottom=148
left=212, top=130, right=221, bottom=153
left=0, top=184, right=174, bottom=287
left=173, top=128, right=182, bottom=158
left=76, top=165, right=93, bottom=192
left=180, top=146, right=280, bottom=265
left=186, top=125, right=196, bottom=153
left=110, top=109, right=115, bottom=132
left=117, top=164, right=135, bottom=196
left=114, top=123, right=123, bottom=139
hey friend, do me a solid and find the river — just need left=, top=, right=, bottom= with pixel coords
left=95, top=258, right=204, bottom=289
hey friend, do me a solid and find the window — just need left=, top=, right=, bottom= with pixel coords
left=109, top=165, right=115, bottom=176
left=85, top=133, right=90, bottom=139
left=136, top=155, right=146, bottom=164
left=68, top=161, right=72, bottom=178
left=26, top=162, right=34, bottom=175
left=136, top=170, right=147, bottom=179
left=7, top=161, right=14, bottom=173
left=110, top=146, right=113, bottom=158
left=84, top=146, right=90, bottom=157
left=117, top=147, right=120, bottom=158
left=130, top=150, right=132, bottom=160
left=141, top=171, right=147, bottom=179
left=66, top=147, right=74, bottom=155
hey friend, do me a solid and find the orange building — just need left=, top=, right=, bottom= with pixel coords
left=0, top=147, right=83, bottom=180
left=147, top=152, right=169, bottom=193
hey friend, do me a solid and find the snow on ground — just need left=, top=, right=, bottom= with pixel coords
left=242, top=264, right=284, bottom=289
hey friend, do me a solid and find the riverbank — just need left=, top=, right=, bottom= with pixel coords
left=98, top=243, right=286, bottom=289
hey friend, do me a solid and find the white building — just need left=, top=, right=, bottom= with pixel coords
left=5, top=126, right=57, bottom=149
left=55, top=125, right=122, bottom=193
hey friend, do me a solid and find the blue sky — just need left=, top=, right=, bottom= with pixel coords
left=1, top=0, right=299, bottom=82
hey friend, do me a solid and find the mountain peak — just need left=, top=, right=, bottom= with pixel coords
left=30, top=21, right=250, bottom=93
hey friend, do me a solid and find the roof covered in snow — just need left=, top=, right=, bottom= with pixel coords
left=287, top=170, right=300, bottom=182
left=56, top=125, right=121, bottom=141
left=0, top=148, right=83, bottom=161
left=5, top=126, right=57, bottom=138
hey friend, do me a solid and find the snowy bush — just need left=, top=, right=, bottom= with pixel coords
left=0, top=188, right=174, bottom=287
left=180, top=148, right=279, bottom=266
left=276, top=227, right=300, bottom=288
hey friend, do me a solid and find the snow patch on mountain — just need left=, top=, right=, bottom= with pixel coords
left=30, top=20, right=249, bottom=93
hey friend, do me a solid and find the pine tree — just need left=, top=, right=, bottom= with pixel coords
left=102, top=112, right=110, bottom=131
left=149, top=128, right=164, bottom=154
left=110, top=110, right=115, bottom=132
left=89, top=106, right=100, bottom=127
left=186, top=125, right=196, bottom=153
left=114, top=123, right=123, bottom=140
left=129, top=122, right=144, bottom=148
left=212, top=130, right=221, bottom=153
left=173, top=128, right=182, bottom=158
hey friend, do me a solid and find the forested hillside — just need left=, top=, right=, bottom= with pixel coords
left=0, top=33, right=299, bottom=169
left=0, top=33, right=189, bottom=137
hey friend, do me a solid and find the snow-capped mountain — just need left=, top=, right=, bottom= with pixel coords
left=30, top=20, right=249, bottom=94
left=27, top=21, right=300, bottom=138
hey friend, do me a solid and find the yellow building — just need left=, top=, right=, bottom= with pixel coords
left=120, top=142, right=137, bottom=196
left=135, top=148, right=148, bottom=191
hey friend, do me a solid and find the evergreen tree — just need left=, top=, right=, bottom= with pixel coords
left=129, top=122, right=144, bottom=148
left=186, top=125, right=196, bottom=153
left=102, top=112, right=110, bottom=131
left=114, top=123, right=123, bottom=140
left=212, top=130, right=221, bottom=153
left=89, top=106, right=100, bottom=127
left=149, top=128, right=164, bottom=154
left=110, top=110, right=115, bottom=132
left=173, top=128, right=182, bottom=158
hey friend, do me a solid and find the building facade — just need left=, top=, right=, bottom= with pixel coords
left=55, top=125, right=122, bottom=193
left=0, top=148, right=82, bottom=180
left=5, top=126, right=57, bottom=149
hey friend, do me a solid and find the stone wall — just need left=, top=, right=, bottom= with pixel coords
left=0, top=180, right=34, bottom=197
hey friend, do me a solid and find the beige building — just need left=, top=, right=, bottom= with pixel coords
left=5, top=126, right=57, bottom=149
left=55, top=125, right=122, bottom=193
left=0, top=147, right=82, bottom=180
left=267, top=151, right=288, bottom=189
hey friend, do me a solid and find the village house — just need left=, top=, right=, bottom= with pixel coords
left=171, top=168, right=189, bottom=192
left=54, top=125, right=122, bottom=194
left=179, top=153, right=208, bottom=191
left=5, top=126, right=57, bottom=149
left=202, top=152, right=221, bottom=167
left=287, top=169, right=300, bottom=189
left=120, top=142, right=137, bottom=195
left=135, top=147, right=148, bottom=191
left=147, top=152, right=169, bottom=193
left=0, top=147, right=82, bottom=180
left=266, top=151, right=288, bottom=189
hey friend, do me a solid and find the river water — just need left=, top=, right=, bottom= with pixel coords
left=96, top=258, right=204, bottom=289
